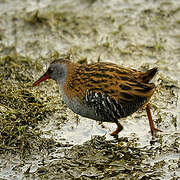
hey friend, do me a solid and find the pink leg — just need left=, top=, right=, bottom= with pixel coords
left=146, top=103, right=162, bottom=136
left=111, top=121, right=123, bottom=136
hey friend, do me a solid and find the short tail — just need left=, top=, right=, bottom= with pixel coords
left=139, top=67, right=158, bottom=83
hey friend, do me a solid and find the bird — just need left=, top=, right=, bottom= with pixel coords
left=32, top=58, right=162, bottom=136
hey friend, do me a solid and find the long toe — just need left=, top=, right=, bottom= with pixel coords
left=110, top=121, right=123, bottom=136
left=110, top=129, right=119, bottom=136
left=151, top=127, right=163, bottom=136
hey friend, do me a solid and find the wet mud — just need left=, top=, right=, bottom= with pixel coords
left=0, top=0, right=180, bottom=179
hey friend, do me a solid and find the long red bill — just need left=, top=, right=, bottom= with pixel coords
left=32, top=73, right=50, bottom=87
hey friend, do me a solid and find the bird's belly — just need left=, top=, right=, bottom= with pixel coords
left=61, top=91, right=112, bottom=122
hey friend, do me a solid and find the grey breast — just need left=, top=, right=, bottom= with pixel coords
left=60, top=88, right=111, bottom=122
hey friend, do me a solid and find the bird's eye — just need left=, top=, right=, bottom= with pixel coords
left=48, top=68, right=53, bottom=73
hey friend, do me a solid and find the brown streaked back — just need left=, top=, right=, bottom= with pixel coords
left=64, top=62, right=156, bottom=106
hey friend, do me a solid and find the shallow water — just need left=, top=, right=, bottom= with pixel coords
left=0, top=0, right=180, bottom=179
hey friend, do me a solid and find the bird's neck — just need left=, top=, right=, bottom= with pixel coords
left=55, top=63, right=67, bottom=87
left=61, top=62, right=81, bottom=99
left=57, top=62, right=77, bottom=87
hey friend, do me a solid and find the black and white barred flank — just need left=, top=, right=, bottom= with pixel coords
left=83, top=90, right=147, bottom=122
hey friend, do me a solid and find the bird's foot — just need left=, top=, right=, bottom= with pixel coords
left=110, top=121, right=123, bottom=136
left=151, top=127, right=163, bottom=136
left=110, top=129, right=119, bottom=136
left=146, top=104, right=163, bottom=136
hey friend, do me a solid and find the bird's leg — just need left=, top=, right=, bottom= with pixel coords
left=146, top=103, right=162, bottom=136
left=111, top=120, right=123, bottom=136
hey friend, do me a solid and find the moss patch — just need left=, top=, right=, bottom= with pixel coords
left=0, top=56, right=53, bottom=155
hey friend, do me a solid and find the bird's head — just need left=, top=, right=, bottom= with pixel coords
left=32, top=58, right=69, bottom=87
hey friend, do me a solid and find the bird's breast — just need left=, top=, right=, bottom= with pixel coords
left=59, top=87, right=107, bottom=121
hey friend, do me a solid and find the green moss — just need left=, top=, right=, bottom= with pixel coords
left=0, top=55, right=52, bottom=155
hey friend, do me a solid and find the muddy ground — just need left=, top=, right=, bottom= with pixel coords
left=0, top=0, right=180, bottom=179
